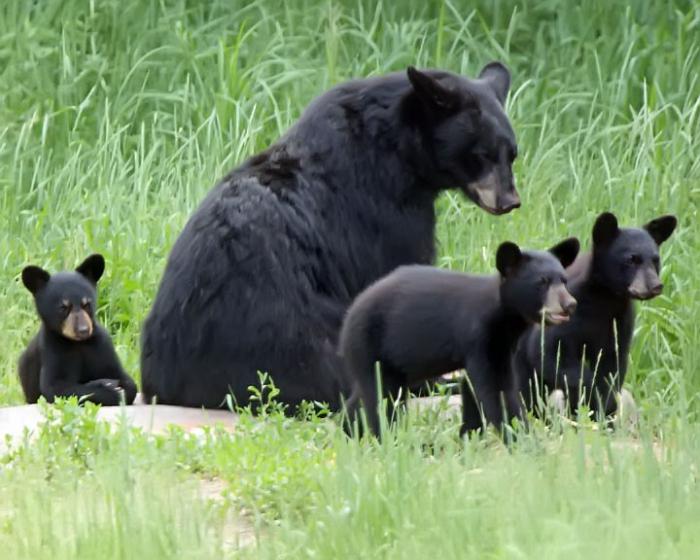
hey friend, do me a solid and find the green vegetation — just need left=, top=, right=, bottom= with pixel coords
left=0, top=0, right=698, bottom=557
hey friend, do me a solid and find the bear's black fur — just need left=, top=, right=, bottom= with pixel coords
left=141, top=62, right=520, bottom=410
left=338, top=238, right=580, bottom=437
left=514, top=212, right=677, bottom=418
left=18, top=254, right=137, bottom=406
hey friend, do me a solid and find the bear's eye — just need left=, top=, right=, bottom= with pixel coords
left=471, top=151, right=497, bottom=165
left=59, top=301, right=71, bottom=315
left=81, top=299, right=92, bottom=312
left=463, top=155, right=485, bottom=177
left=652, top=255, right=660, bottom=268
left=628, top=254, right=642, bottom=265
left=539, top=276, right=550, bottom=287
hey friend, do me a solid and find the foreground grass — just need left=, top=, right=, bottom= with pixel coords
left=1, top=400, right=699, bottom=559
left=1, top=0, right=699, bottom=558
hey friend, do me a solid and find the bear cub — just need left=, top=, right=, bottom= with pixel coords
left=18, top=254, right=137, bottom=406
left=514, top=212, right=677, bottom=419
left=338, top=238, right=580, bottom=438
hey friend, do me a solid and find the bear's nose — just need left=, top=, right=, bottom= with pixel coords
left=650, top=282, right=663, bottom=296
left=564, top=299, right=577, bottom=316
left=497, top=191, right=521, bottom=214
left=77, top=324, right=90, bottom=336
left=503, top=200, right=521, bottom=212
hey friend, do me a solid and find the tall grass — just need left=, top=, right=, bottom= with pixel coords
left=0, top=0, right=699, bottom=557
left=1, top=0, right=698, bottom=409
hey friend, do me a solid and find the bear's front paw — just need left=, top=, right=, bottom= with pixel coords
left=88, top=378, right=122, bottom=391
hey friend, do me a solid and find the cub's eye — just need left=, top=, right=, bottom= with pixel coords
left=652, top=256, right=660, bottom=267
left=472, top=151, right=497, bottom=164
left=81, top=300, right=92, bottom=311
left=59, top=301, right=71, bottom=315
left=560, top=276, right=567, bottom=285
left=628, top=254, right=642, bottom=265
left=539, top=276, right=550, bottom=287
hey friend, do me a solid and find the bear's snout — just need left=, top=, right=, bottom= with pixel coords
left=562, top=296, right=577, bottom=316
left=61, top=309, right=94, bottom=342
left=541, top=284, right=577, bottom=325
left=628, top=268, right=663, bottom=300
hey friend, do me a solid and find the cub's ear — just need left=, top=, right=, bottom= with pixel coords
left=643, top=215, right=677, bottom=246
left=548, top=237, right=580, bottom=269
left=478, top=61, right=511, bottom=106
left=22, top=266, right=50, bottom=294
left=407, top=66, right=462, bottom=112
left=592, top=212, right=620, bottom=247
left=496, top=241, right=523, bottom=277
left=76, top=254, right=105, bottom=284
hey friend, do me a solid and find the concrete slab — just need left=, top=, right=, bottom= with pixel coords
left=0, top=394, right=237, bottom=451
left=0, top=392, right=462, bottom=453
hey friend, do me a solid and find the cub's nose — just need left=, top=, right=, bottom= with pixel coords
left=77, top=324, right=91, bottom=337
left=650, top=282, right=663, bottom=296
left=564, top=299, right=577, bottom=316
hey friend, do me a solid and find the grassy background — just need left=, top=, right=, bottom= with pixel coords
left=0, top=0, right=699, bottom=557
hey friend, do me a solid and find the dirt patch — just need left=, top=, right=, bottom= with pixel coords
left=198, top=477, right=259, bottom=552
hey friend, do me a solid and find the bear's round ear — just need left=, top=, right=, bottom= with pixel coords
left=592, top=212, right=619, bottom=247
left=548, top=237, right=580, bottom=269
left=478, top=61, right=511, bottom=106
left=22, top=266, right=50, bottom=295
left=406, top=66, right=461, bottom=112
left=76, top=254, right=105, bottom=284
left=496, top=241, right=522, bottom=277
left=643, top=215, right=677, bottom=246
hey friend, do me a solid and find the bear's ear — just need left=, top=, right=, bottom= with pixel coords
left=643, top=215, right=677, bottom=246
left=407, top=66, right=462, bottom=113
left=22, top=266, right=51, bottom=295
left=496, top=241, right=523, bottom=277
left=478, top=61, right=511, bottom=106
left=592, top=212, right=620, bottom=247
left=548, top=237, right=580, bottom=269
left=76, top=254, right=105, bottom=284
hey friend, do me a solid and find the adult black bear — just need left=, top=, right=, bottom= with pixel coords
left=18, top=254, right=138, bottom=405
left=338, top=238, right=579, bottom=437
left=514, top=212, right=677, bottom=419
left=142, top=62, right=520, bottom=410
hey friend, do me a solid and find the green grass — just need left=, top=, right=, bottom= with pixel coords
left=0, top=0, right=699, bottom=557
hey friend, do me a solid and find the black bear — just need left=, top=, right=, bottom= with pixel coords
left=514, top=212, right=677, bottom=419
left=18, top=254, right=138, bottom=406
left=141, top=62, right=520, bottom=410
left=338, top=238, right=580, bottom=437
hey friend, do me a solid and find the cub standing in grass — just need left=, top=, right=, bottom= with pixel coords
left=514, top=212, right=677, bottom=419
left=338, top=238, right=580, bottom=437
left=18, top=254, right=137, bottom=406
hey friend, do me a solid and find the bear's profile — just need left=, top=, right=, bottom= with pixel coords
left=141, top=62, right=519, bottom=410
left=19, top=254, right=138, bottom=406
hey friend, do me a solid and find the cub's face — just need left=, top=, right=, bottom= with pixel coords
left=497, top=238, right=580, bottom=325
left=591, top=213, right=677, bottom=300
left=22, top=254, right=105, bottom=342
left=406, top=62, right=520, bottom=215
